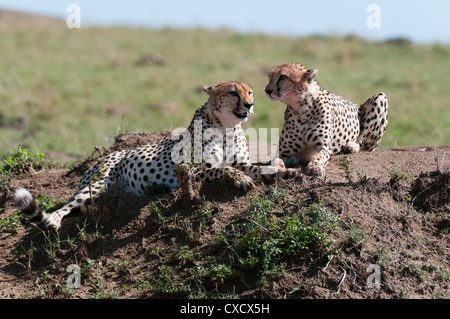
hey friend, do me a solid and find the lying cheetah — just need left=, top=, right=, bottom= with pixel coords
left=265, top=63, right=388, bottom=177
left=15, top=81, right=294, bottom=232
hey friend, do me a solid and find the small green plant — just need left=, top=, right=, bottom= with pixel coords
left=189, top=263, right=235, bottom=284
left=1, top=145, right=49, bottom=175
left=0, top=210, right=26, bottom=233
left=146, top=265, right=188, bottom=295
left=13, top=244, right=37, bottom=270
left=200, top=201, right=215, bottom=222
left=259, top=263, right=288, bottom=288
left=338, top=156, right=367, bottom=183
left=221, top=188, right=340, bottom=274
left=388, top=166, right=411, bottom=182
left=36, top=194, right=66, bottom=213
left=151, top=202, right=169, bottom=225
left=339, top=156, right=353, bottom=182
left=88, top=278, right=122, bottom=299
left=407, top=263, right=428, bottom=281
left=80, top=258, right=97, bottom=278
left=109, top=259, right=132, bottom=272
left=345, top=220, right=367, bottom=244
left=266, top=185, right=288, bottom=204
left=76, top=218, right=102, bottom=243
left=373, top=245, right=392, bottom=267
left=354, top=170, right=368, bottom=183
left=174, top=245, right=199, bottom=265
left=41, top=229, right=61, bottom=260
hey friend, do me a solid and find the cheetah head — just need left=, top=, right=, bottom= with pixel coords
left=203, top=81, right=254, bottom=128
left=265, top=63, right=318, bottom=106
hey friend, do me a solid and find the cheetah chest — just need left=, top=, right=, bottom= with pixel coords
left=279, top=106, right=325, bottom=166
left=280, top=98, right=360, bottom=165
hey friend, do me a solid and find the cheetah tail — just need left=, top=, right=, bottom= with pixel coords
left=14, top=188, right=48, bottom=226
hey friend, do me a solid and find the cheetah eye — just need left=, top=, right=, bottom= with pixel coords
left=248, top=91, right=253, bottom=97
left=279, top=75, right=288, bottom=81
left=229, top=91, right=239, bottom=97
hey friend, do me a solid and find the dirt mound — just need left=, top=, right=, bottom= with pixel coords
left=0, top=132, right=448, bottom=300
left=411, top=170, right=449, bottom=213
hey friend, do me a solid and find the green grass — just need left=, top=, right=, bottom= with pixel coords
left=1, top=23, right=449, bottom=161
left=135, top=186, right=341, bottom=296
left=0, top=146, right=51, bottom=175
left=221, top=188, right=340, bottom=274
left=0, top=209, right=25, bottom=234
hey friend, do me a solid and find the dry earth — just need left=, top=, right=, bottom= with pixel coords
left=0, top=131, right=449, bottom=300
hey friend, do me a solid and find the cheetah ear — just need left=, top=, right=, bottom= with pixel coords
left=203, top=86, right=214, bottom=95
left=303, top=69, right=318, bottom=82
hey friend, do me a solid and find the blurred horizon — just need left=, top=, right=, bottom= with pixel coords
left=0, top=0, right=449, bottom=44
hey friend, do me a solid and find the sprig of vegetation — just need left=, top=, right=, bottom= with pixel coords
left=221, top=187, right=341, bottom=273
left=36, top=194, right=66, bottom=213
left=1, top=145, right=50, bottom=176
left=0, top=209, right=26, bottom=234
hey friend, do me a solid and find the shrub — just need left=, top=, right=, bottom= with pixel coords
left=1, top=146, right=49, bottom=175
left=222, top=188, right=340, bottom=272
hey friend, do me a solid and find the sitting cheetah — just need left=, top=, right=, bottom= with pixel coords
left=15, top=81, right=294, bottom=232
left=265, top=63, right=388, bottom=177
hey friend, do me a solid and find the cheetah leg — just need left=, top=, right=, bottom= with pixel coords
left=43, top=176, right=111, bottom=232
left=358, top=92, right=389, bottom=151
left=192, top=161, right=296, bottom=190
left=342, top=142, right=360, bottom=154
left=304, top=148, right=331, bottom=177
left=15, top=152, right=123, bottom=232
left=14, top=179, right=109, bottom=233
left=270, top=158, right=299, bottom=178
left=194, top=166, right=255, bottom=190
left=234, top=160, right=298, bottom=182
left=192, top=145, right=257, bottom=189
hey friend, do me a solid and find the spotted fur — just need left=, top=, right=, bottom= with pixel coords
left=265, top=63, right=388, bottom=177
left=15, top=81, right=295, bottom=232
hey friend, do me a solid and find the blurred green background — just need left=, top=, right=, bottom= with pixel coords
left=1, top=11, right=449, bottom=164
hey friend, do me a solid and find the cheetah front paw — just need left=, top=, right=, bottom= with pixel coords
left=343, top=142, right=360, bottom=154
left=258, top=159, right=299, bottom=181
left=225, top=170, right=255, bottom=190
left=304, top=162, right=325, bottom=178
left=43, top=214, right=62, bottom=232
left=277, top=168, right=300, bottom=179
left=272, top=158, right=286, bottom=170
left=233, top=174, right=255, bottom=190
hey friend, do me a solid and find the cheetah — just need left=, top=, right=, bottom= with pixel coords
left=265, top=62, right=388, bottom=177
left=15, top=81, right=294, bottom=232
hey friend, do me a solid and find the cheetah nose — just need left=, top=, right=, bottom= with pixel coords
left=244, top=102, right=254, bottom=109
left=265, top=89, right=273, bottom=95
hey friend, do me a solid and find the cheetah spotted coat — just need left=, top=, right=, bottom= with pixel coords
left=265, top=63, right=388, bottom=177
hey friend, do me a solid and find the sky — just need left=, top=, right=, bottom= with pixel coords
left=0, top=0, right=449, bottom=44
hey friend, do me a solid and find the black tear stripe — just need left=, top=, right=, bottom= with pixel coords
left=276, top=77, right=283, bottom=94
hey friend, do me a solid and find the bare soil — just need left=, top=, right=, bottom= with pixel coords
left=0, top=131, right=449, bottom=299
